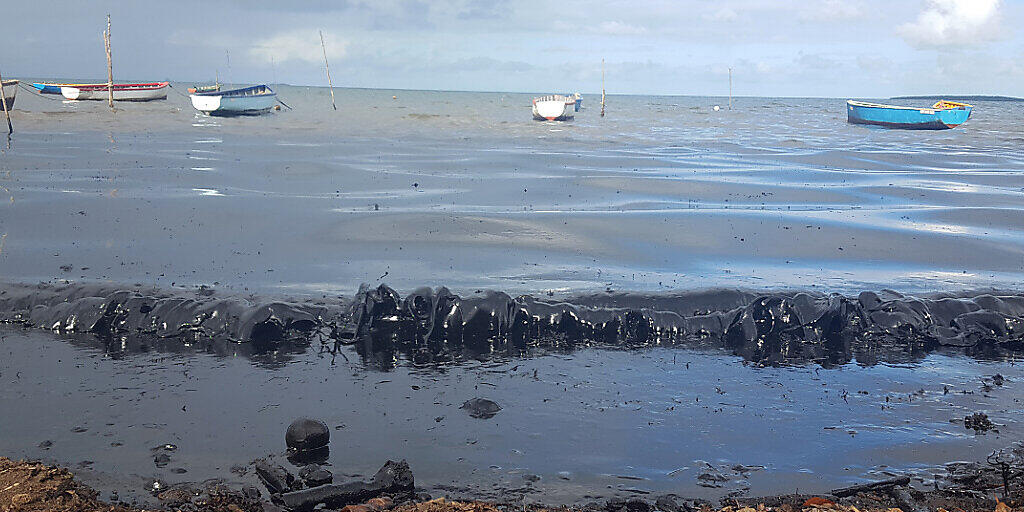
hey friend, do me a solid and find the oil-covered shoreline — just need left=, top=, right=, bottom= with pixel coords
left=2, top=281, right=1021, bottom=366
left=2, top=91, right=1024, bottom=510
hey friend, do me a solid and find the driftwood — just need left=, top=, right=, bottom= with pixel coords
left=254, top=459, right=297, bottom=495
left=274, top=459, right=413, bottom=511
left=890, top=486, right=927, bottom=512
left=831, top=476, right=911, bottom=497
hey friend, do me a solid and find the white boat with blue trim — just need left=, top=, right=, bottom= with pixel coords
left=190, top=84, right=277, bottom=116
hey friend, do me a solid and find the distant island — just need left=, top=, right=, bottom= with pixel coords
left=891, top=95, right=1023, bottom=102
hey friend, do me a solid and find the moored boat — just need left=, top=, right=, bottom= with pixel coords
left=188, top=83, right=221, bottom=94
left=532, top=94, right=576, bottom=121
left=60, top=82, right=169, bottom=101
left=190, top=84, right=277, bottom=116
left=846, top=99, right=972, bottom=130
left=32, top=82, right=107, bottom=94
left=1, top=79, right=17, bottom=109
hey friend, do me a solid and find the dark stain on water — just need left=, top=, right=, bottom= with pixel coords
left=1, top=282, right=1023, bottom=505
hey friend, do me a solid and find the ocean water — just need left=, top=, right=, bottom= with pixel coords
left=1, top=84, right=1024, bottom=505
left=1, top=84, right=1023, bottom=296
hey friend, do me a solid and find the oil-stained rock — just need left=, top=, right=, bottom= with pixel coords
left=286, top=418, right=330, bottom=452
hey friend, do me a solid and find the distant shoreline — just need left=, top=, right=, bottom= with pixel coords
left=891, top=95, right=1024, bottom=102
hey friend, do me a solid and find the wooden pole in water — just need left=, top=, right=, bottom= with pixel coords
left=105, top=14, right=113, bottom=110
left=728, top=67, right=732, bottom=111
left=320, top=30, right=337, bottom=111
left=0, top=69, right=13, bottom=135
left=600, top=59, right=606, bottom=117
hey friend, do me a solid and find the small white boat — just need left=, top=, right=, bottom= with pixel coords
left=190, top=85, right=277, bottom=116
left=1, top=79, right=17, bottom=109
left=60, top=82, right=168, bottom=101
left=532, top=94, right=576, bottom=121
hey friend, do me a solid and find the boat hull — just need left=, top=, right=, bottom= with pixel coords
left=1, top=80, right=17, bottom=109
left=847, top=100, right=972, bottom=130
left=61, top=83, right=168, bottom=102
left=532, top=95, right=575, bottom=121
left=32, top=82, right=106, bottom=94
left=190, top=85, right=277, bottom=116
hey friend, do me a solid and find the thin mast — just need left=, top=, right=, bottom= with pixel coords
left=320, top=30, right=337, bottom=110
left=728, top=67, right=732, bottom=110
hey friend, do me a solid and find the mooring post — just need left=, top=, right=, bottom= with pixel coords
left=728, top=67, right=732, bottom=110
left=105, top=14, right=114, bottom=110
left=0, top=69, right=12, bottom=135
left=320, top=30, right=337, bottom=111
left=600, top=59, right=606, bottom=118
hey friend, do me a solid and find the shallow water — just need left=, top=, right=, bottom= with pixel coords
left=1, top=85, right=1023, bottom=295
left=0, top=325, right=1021, bottom=506
left=2, top=85, right=1024, bottom=505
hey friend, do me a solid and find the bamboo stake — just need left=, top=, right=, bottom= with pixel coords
left=728, top=67, right=732, bottom=111
left=105, top=14, right=113, bottom=110
left=320, top=30, right=337, bottom=111
left=0, top=70, right=12, bottom=135
left=600, top=59, right=606, bottom=118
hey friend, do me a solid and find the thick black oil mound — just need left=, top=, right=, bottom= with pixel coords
left=2, top=282, right=1022, bottom=366
left=0, top=283, right=340, bottom=353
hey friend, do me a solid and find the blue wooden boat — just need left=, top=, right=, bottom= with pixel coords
left=32, top=82, right=106, bottom=95
left=847, top=100, right=972, bottom=130
left=190, top=84, right=277, bottom=116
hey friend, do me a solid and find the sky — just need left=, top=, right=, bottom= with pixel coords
left=3, top=0, right=1023, bottom=97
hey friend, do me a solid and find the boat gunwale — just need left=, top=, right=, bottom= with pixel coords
left=533, top=94, right=575, bottom=105
left=846, top=99, right=973, bottom=111
left=192, top=85, right=275, bottom=98
left=67, top=82, right=169, bottom=92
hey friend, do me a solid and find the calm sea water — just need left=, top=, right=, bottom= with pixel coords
left=2, top=85, right=1024, bottom=504
left=2, top=83, right=1022, bottom=296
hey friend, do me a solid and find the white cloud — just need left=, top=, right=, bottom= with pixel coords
left=594, top=21, right=647, bottom=36
left=705, top=8, right=738, bottom=22
left=899, top=0, right=1002, bottom=48
left=798, top=0, right=864, bottom=22
left=249, top=30, right=347, bottom=65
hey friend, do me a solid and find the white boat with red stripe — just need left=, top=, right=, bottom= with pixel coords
left=61, top=82, right=168, bottom=101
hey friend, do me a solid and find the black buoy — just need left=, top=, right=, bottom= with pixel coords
left=285, top=418, right=330, bottom=453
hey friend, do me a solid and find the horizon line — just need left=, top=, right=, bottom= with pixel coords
left=12, top=76, right=1020, bottom=101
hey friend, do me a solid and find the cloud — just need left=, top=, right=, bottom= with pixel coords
left=457, top=0, right=503, bottom=20
left=797, top=52, right=840, bottom=70
left=249, top=30, right=347, bottom=65
left=705, top=8, right=738, bottom=22
left=899, top=0, right=1002, bottom=48
left=798, top=0, right=864, bottom=22
left=594, top=21, right=647, bottom=35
